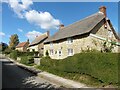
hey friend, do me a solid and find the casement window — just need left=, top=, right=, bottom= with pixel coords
left=68, top=48, right=73, bottom=56
left=58, top=50, right=62, bottom=56
left=67, top=37, right=73, bottom=44
left=50, top=49, right=54, bottom=55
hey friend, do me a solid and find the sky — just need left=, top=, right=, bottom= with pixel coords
left=1, top=1, right=119, bottom=45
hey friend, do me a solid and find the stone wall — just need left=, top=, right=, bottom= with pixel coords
left=44, top=22, right=119, bottom=59
left=29, top=45, right=39, bottom=52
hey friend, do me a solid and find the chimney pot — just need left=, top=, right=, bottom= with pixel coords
left=59, top=24, right=64, bottom=30
left=99, top=6, right=107, bottom=17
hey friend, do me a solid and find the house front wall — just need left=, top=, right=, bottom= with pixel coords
left=16, top=47, right=24, bottom=52
left=44, top=23, right=119, bottom=59
left=29, top=45, right=39, bottom=52
left=28, top=43, right=44, bottom=54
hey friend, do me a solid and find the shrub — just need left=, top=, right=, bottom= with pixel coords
left=4, top=48, right=11, bottom=54
left=20, top=56, right=34, bottom=65
left=40, top=52, right=118, bottom=84
left=45, top=50, right=49, bottom=56
left=10, top=50, right=18, bottom=60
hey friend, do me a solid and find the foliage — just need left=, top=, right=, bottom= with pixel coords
left=4, top=47, right=11, bottom=54
left=102, top=41, right=115, bottom=52
left=20, top=56, right=34, bottom=65
left=0, top=42, right=8, bottom=52
left=40, top=52, right=118, bottom=85
left=45, top=50, right=49, bottom=56
left=10, top=50, right=18, bottom=60
left=9, top=34, right=19, bottom=50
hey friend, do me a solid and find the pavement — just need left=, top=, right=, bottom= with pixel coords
left=5, top=56, right=89, bottom=88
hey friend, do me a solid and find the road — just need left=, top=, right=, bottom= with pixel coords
left=1, top=58, right=60, bottom=89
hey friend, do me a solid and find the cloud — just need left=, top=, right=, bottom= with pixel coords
left=25, top=10, right=60, bottom=30
left=5, top=0, right=61, bottom=30
left=26, top=30, right=42, bottom=40
left=18, top=28, right=23, bottom=32
left=0, top=32, right=5, bottom=36
left=7, top=0, right=33, bottom=18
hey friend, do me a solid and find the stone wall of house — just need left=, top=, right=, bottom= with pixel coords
left=44, top=23, right=119, bottom=59
left=95, top=21, right=117, bottom=42
left=29, top=45, right=39, bottom=52
left=16, top=47, right=24, bottom=52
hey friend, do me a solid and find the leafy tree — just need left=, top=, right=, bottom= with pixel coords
left=0, top=42, right=8, bottom=52
left=9, top=34, right=19, bottom=50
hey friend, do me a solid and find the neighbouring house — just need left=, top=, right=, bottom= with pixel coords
left=16, top=40, right=29, bottom=52
left=44, top=6, right=120, bottom=59
left=28, top=31, right=49, bottom=54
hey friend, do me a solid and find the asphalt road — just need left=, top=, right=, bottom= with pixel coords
left=1, top=59, right=59, bottom=89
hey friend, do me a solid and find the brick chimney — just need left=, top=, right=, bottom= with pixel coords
left=99, top=6, right=107, bottom=17
left=46, top=31, right=50, bottom=37
left=59, top=24, right=64, bottom=30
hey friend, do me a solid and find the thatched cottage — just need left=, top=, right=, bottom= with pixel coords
left=28, top=31, right=49, bottom=54
left=44, top=6, right=120, bottom=59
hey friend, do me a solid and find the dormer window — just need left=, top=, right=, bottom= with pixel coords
left=67, top=37, right=73, bottom=44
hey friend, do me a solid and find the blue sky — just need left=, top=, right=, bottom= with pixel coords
left=1, top=1, right=118, bottom=44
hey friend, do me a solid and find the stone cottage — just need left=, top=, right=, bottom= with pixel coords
left=44, top=6, right=120, bottom=59
left=16, top=40, right=29, bottom=52
left=28, top=31, right=49, bottom=54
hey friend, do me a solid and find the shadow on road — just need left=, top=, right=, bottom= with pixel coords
left=2, top=60, right=55, bottom=89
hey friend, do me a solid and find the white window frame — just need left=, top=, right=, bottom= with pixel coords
left=58, top=50, right=62, bottom=57
left=50, top=42, right=53, bottom=48
left=49, top=49, right=54, bottom=56
left=68, top=48, right=73, bottom=56
left=67, top=37, right=73, bottom=44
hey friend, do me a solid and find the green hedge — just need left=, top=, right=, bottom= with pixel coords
left=20, top=56, right=34, bottom=65
left=10, top=50, right=18, bottom=60
left=40, top=52, right=118, bottom=84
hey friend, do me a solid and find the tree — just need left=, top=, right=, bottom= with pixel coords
left=9, top=34, right=19, bottom=50
left=0, top=42, right=8, bottom=52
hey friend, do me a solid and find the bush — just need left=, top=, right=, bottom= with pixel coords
left=40, top=52, right=118, bottom=84
left=45, top=50, right=49, bottom=56
left=4, top=48, right=11, bottom=54
left=10, top=50, right=18, bottom=60
left=20, top=56, right=34, bottom=65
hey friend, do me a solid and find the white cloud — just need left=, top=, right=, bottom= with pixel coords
left=5, top=0, right=61, bottom=30
left=18, top=28, right=23, bottom=32
left=26, top=30, right=42, bottom=40
left=7, top=0, right=33, bottom=18
left=0, top=32, right=5, bottom=36
left=25, top=10, right=60, bottom=30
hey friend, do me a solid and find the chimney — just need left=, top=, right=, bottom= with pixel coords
left=99, top=6, right=107, bottom=17
left=47, top=31, right=50, bottom=37
left=59, top=24, right=64, bottom=30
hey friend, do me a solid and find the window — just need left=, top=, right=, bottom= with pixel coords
left=50, top=49, right=54, bottom=55
left=58, top=50, right=62, bottom=56
left=50, top=42, right=53, bottom=48
left=67, top=37, right=73, bottom=44
left=68, top=49, right=73, bottom=56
